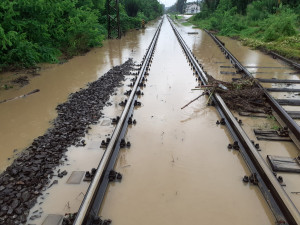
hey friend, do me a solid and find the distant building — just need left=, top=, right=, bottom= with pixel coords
left=185, top=2, right=200, bottom=14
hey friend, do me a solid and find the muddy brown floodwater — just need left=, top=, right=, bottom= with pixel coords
left=215, top=36, right=300, bottom=209
left=0, top=20, right=158, bottom=171
left=99, top=19, right=274, bottom=225
left=1, top=16, right=296, bottom=224
left=175, top=20, right=300, bottom=211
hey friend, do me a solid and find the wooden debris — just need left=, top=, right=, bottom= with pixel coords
left=181, top=91, right=208, bottom=109
left=0, top=89, right=40, bottom=104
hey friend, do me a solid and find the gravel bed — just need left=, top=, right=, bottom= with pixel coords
left=0, top=59, right=133, bottom=225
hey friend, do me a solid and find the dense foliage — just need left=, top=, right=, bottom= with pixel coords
left=166, top=0, right=187, bottom=13
left=123, top=0, right=163, bottom=20
left=166, top=4, right=178, bottom=13
left=190, top=0, right=300, bottom=59
left=176, top=0, right=187, bottom=14
left=0, top=0, right=162, bottom=71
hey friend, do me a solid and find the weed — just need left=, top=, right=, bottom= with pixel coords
left=267, top=115, right=276, bottom=121
left=182, top=22, right=192, bottom=26
left=272, top=125, right=280, bottom=130
left=3, top=84, right=13, bottom=90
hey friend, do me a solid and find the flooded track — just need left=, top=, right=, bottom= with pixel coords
left=206, top=30, right=300, bottom=141
left=1, top=15, right=300, bottom=225
left=74, top=18, right=164, bottom=225
left=170, top=17, right=300, bottom=219
left=84, top=17, right=274, bottom=225
left=169, top=17, right=300, bottom=224
left=204, top=29, right=300, bottom=224
left=216, top=36, right=300, bottom=119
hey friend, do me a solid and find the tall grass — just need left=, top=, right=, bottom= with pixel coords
left=190, top=0, right=300, bottom=59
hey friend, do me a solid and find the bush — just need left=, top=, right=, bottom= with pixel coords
left=246, top=2, right=269, bottom=21
left=6, top=35, right=41, bottom=68
left=62, top=6, right=106, bottom=57
left=219, top=10, right=247, bottom=36
left=0, top=0, right=107, bottom=70
left=189, top=0, right=300, bottom=60
left=262, top=8, right=298, bottom=41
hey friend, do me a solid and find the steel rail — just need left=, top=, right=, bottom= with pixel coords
left=268, top=51, right=300, bottom=70
left=205, top=30, right=300, bottom=149
left=74, top=17, right=164, bottom=225
left=167, top=16, right=300, bottom=225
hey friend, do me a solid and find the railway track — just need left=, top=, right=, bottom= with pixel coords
left=73, top=18, right=164, bottom=225
left=268, top=51, right=300, bottom=71
left=71, top=16, right=300, bottom=225
left=204, top=29, right=300, bottom=149
left=167, top=16, right=300, bottom=225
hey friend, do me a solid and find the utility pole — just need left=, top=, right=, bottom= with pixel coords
left=107, top=0, right=121, bottom=39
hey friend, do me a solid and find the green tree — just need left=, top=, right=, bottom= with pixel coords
left=0, top=0, right=162, bottom=70
left=204, top=0, right=220, bottom=11
left=176, top=0, right=187, bottom=14
left=231, top=0, right=250, bottom=14
left=124, top=0, right=139, bottom=17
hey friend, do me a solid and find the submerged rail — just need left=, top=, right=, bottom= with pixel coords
left=74, top=18, right=164, bottom=225
left=269, top=51, right=300, bottom=70
left=168, top=16, right=300, bottom=225
left=205, top=30, right=300, bottom=149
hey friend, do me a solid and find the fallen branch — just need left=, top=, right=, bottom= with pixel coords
left=0, top=89, right=40, bottom=104
left=181, top=91, right=207, bottom=109
left=194, top=85, right=214, bottom=89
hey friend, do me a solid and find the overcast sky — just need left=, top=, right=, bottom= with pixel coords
left=159, top=0, right=196, bottom=7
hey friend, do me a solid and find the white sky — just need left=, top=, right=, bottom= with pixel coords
left=159, top=0, right=196, bottom=7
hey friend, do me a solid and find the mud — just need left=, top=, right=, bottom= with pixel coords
left=12, top=76, right=29, bottom=87
left=206, top=75, right=271, bottom=113
left=0, top=89, right=40, bottom=104
left=0, top=60, right=133, bottom=224
left=1, top=67, right=41, bottom=89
